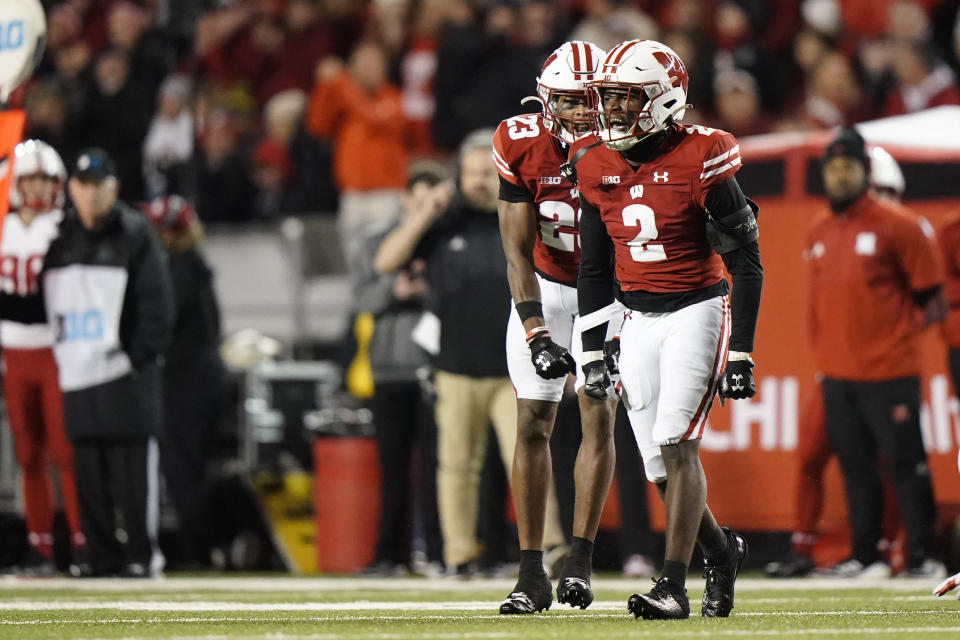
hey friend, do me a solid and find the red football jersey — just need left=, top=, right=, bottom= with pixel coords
left=493, top=114, right=581, bottom=285
left=571, top=124, right=742, bottom=292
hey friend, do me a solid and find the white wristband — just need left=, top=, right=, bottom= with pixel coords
left=582, top=350, right=605, bottom=363
left=728, top=351, right=754, bottom=363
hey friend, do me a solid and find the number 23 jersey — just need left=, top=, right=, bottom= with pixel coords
left=572, top=124, right=742, bottom=293
left=493, top=113, right=581, bottom=286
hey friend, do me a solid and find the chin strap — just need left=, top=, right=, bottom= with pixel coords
left=560, top=139, right=604, bottom=186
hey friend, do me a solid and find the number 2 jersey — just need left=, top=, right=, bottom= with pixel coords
left=493, top=113, right=581, bottom=286
left=0, top=210, right=62, bottom=348
left=571, top=123, right=742, bottom=295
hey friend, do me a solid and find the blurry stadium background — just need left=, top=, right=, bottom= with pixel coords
left=1, top=0, right=960, bottom=595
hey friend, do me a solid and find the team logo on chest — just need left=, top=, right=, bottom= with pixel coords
left=854, top=232, right=876, bottom=256
left=653, top=171, right=669, bottom=183
left=630, top=185, right=644, bottom=199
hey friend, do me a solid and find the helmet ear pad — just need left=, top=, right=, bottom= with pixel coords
left=649, top=84, right=687, bottom=131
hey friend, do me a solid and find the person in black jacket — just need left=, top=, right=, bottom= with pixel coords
left=142, top=194, right=226, bottom=569
left=43, top=148, right=174, bottom=577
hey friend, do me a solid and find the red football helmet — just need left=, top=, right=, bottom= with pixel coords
left=590, top=40, right=690, bottom=150
left=143, top=194, right=195, bottom=232
left=525, top=41, right=606, bottom=144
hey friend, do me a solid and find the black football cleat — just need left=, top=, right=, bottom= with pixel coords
left=499, top=576, right=553, bottom=614
left=701, top=527, right=748, bottom=618
left=557, top=576, right=594, bottom=609
left=765, top=550, right=814, bottom=578
left=628, top=577, right=690, bottom=620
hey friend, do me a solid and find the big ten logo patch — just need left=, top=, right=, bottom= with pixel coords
left=0, top=20, right=25, bottom=51
left=56, top=310, right=105, bottom=342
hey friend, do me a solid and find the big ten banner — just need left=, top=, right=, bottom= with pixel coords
left=645, top=120, right=960, bottom=532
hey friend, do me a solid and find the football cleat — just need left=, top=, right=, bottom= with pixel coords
left=764, top=550, right=814, bottom=578
left=557, top=576, right=593, bottom=609
left=628, top=577, right=690, bottom=620
left=499, top=576, right=553, bottom=614
left=701, top=527, right=748, bottom=617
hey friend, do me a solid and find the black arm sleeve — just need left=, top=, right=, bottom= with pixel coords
left=498, top=175, right=535, bottom=203
left=0, top=291, right=47, bottom=324
left=577, top=197, right=615, bottom=353
left=720, top=240, right=763, bottom=352
left=704, top=176, right=748, bottom=215
left=706, top=177, right=763, bottom=351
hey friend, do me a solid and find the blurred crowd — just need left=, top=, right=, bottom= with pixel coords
left=10, top=0, right=960, bottom=225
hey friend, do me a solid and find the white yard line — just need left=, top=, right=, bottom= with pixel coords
left=0, top=600, right=954, bottom=614
left=0, top=576, right=937, bottom=592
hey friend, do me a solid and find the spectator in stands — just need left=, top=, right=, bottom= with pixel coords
left=431, top=2, right=542, bottom=150
left=399, top=0, right=449, bottom=157
left=143, top=194, right=226, bottom=570
left=143, top=74, right=194, bottom=198
left=798, top=51, right=866, bottom=128
left=375, top=129, right=564, bottom=576
left=806, top=128, right=946, bottom=579
left=568, top=0, right=658, bottom=52
left=361, top=162, right=452, bottom=577
left=190, top=110, right=258, bottom=224
left=255, top=88, right=336, bottom=215
left=710, top=68, right=775, bottom=136
left=106, top=0, right=170, bottom=101
left=78, top=48, right=153, bottom=200
left=883, top=39, right=960, bottom=116
left=307, top=40, right=406, bottom=297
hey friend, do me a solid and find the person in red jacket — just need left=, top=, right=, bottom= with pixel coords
left=806, top=128, right=946, bottom=580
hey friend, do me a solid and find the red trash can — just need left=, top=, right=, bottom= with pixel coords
left=312, top=434, right=380, bottom=573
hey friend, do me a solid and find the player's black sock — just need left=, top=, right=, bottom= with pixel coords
left=661, top=560, right=688, bottom=589
left=516, top=550, right=547, bottom=588
left=698, top=525, right=730, bottom=563
left=560, top=537, right=594, bottom=579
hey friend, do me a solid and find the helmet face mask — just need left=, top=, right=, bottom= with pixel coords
left=531, top=41, right=606, bottom=144
left=591, top=40, right=690, bottom=151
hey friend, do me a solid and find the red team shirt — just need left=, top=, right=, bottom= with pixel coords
left=493, top=113, right=582, bottom=285
left=570, top=124, right=742, bottom=293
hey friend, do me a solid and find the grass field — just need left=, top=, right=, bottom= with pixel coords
left=1, top=575, right=958, bottom=640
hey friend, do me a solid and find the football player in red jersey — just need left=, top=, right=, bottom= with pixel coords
left=494, top=41, right=618, bottom=615
left=0, top=141, right=86, bottom=573
left=571, top=40, right=763, bottom=619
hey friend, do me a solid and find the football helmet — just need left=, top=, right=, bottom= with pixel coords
left=591, top=40, right=690, bottom=150
left=8, top=139, right=66, bottom=212
left=143, top=193, right=195, bottom=232
left=868, top=145, right=905, bottom=198
left=525, top=41, right=606, bottom=144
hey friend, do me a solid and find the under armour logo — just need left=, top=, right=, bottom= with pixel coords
left=730, top=373, right=745, bottom=391
left=653, top=171, right=669, bottom=182
left=535, top=353, right=551, bottom=372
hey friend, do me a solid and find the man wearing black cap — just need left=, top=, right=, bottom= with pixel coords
left=40, top=147, right=174, bottom=577
left=806, top=128, right=947, bottom=579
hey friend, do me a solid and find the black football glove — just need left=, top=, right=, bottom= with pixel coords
left=603, top=336, right=621, bottom=375
left=719, top=353, right=756, bottom=403
left=582, top=360, right=611, bottom=400
left=529, top=334, right=576, bottom=379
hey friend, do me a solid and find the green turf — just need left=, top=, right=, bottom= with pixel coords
left=1, top=575, right=958, bottom=640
